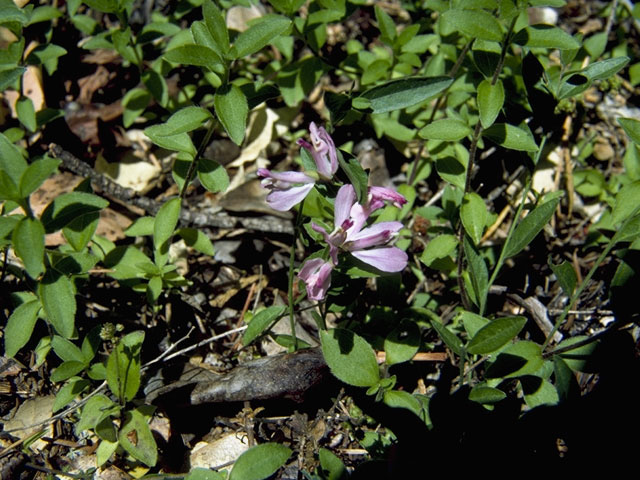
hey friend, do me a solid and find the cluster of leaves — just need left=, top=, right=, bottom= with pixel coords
left=1, top=0, right=639, bottom=477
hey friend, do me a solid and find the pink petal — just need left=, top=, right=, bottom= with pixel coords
left=368, top=186, right=407, bottom=209
left=351, top=247, right=408, bottom=272
left=298, top=258, right=333, bottom=301
left=348, top=221, right=404, bottom=243
left=266, top=183, right=314, bottom=211
left=335, top=184, right=356, bottom=228
left=258, top=169, right=315, bottom=184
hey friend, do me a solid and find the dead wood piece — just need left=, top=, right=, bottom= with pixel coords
left=146, top=348, right=328, bottom=405
left=48, top=144, right=294, bottom=234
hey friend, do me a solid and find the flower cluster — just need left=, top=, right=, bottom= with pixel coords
left=258, top=123, right=408, bottom=301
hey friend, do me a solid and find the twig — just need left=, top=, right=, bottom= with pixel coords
left=160, top=325, right=248, bottom=363
left=48, top=144, right=293, bottom=234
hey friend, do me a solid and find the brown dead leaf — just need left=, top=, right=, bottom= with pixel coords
left=77, top=65, right=113, bottom=104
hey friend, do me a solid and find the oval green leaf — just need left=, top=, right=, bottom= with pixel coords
left=460, top=192, right=487, bottom=246
left=242, top=305, right=287, bottom=346
left=486, top=341, right=543, bottom=379
left=440, top=9, right=503, bottom=42
left=504, top=196, right=561, bottom=258
left=163, top=44, right=221, bottom=68
left=618, top=117, right=640, bottom=146
left=229, top=443, right=292, bottom=480
left=359, top=76, right=453, bottom=114
left=153, top=197, right=181, bottom=253
left=320, top=328, right=380, bottom=387
left=39, top=270, right=76, bottom=338
left=214, top=84, right=248, bottom=146
left=418, top=117, right=471, bottom=141
left=429, top=319, right=463, bottom=356
left=513, top=25, right=580, bottom=50
left=4, top=298, right=40, bottom=357
left=119, top=408, right=158, bottom=467
left=40, top=191, right=108, bottom=233
left=482, top=123, right=538, bottom=152
left=197, top=158, right=230, bottom=194
left=13, top=217, right=45, bottom=278
left=477, top=78, right=504, bottom=128
left=467, top=316, right=526, bottom=355
left=469, top=385, right=506, bottom=404
left=384, top=319, right=420, bottom=365
left=231, top=15, right=291, bottom=59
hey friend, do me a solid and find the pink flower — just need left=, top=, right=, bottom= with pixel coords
left=257, top=169, right=316, bottom=211
left=298, top=258, right=333, bottom=301
left=312, top=185, right=408, bottom=272
left=258, top=123, right=338, bottom=211
left=296, top=122, right=338, bottom=180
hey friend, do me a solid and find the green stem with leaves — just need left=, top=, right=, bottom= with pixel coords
left=180, top=119, right=217, bottom=200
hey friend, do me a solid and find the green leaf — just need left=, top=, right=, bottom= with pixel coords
left=549, top=259, right=577, bottom=295
left=103, top=245, right=155, bottom=281
left=618, top=118, right=640, bottom=146
left=63, top=211, right=100, bottom=251
left=482, top=123, right=538, bottom=151
left=486, top=341, right=543, bottom=379
left=337, top=150, right=368, bottom=204
left=16, top=97, right=36, bottom=132
left=142, top=69, right=169, bottom=107
left=197, top=158, right=230, bottom=193
left=39, top=270, right=76, bottom=338
left=163, top=44, right=222, bottom=68
left=76, top=394, right=119, bottom=433
left=119, top=407, right=158, bottom=467
left=229, top=443, right=292, bottom=480
left=467, top=316, right=526, bottom=355
left=440, top=9, right=503, bottom=42
left=504, top=196, right=561, bottom=258
left=435, top=155, right=467, bottom=190
left=96, top=438, right=119, bottom=467
left=0, top=131, right=28, bottom=184
left=186, top=468, right=226, bottom=480
left=0, top=0, right=28, bottom=24
left=522, top=376, right=559, bottom=408
left=420, top=234, right=458, bottom=269
left=27, top=5, right=62, bottom=25
left=460, top=310, right=489, bottom=338
left=513, top=24, right=580, bottom=50
left=122, top=88, right=151, bottom=128
left=51, top=360, right=86, bottom=382
left=157, top=106, right=213, bottom=136
left=477, top=78, right=504, bottom=128
left=231, top=15, right=292, bottom=59
left=320, top=328, right=380, bottom=387
left=125, top=216, right=155, bottom=237
left=106, top=331, right=144, bottom=403
left=153, top=197, right=181, bottom=258
left=19, top=156, right=60, bottom=198
left=0, top=67, right=25, bottom=91
left=374, top=5, right=396, bottom=43
left=40, top=191, right=108, bottom=233
left=460, top=192, right=487, bottom=245
left=359, top=76, right=453, bottom=114
left=555, top=336, right=597, bottom=372
left=463, top=235, right=488, bottom=313
left=418, top=117, right=471, bottom=141
left=52, top=335, right=86, bottom=363
left=53, top=377, right=90, bottom=412
left=177, top=228, right=215, bottom=256
left=203, top=0, right=230, bottom=55
left=468, top=385, right=506, bottom=404
left=214, top=84, right=248, bottom=145
left=383, top=390, right=424, bottom=419
left=581, top=56, right=629, bottom=82
left=612, top=181, right=640, bottom=226
left=243, top=306, right=287, bottom=345
left=12, top=217, right=45, bottom=278
left=430, top=319, right=463, bottom=356
left=384, top=319, right=420, bottom=365
left=83, top=0, right=119, bottom=13
left=4, top=298, right=40, bottom=357
left=317, top=448, right=348, bottom=480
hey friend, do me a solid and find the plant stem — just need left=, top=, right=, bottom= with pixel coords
left=456, top=17, right=518, bottom=311
left=407, top=41, right=472, bottom=186
left=542, top=206, right=640, bottom=350
left=287, top=198, right=307, bottom=351
left=180, top=119, right=217, bottom=200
